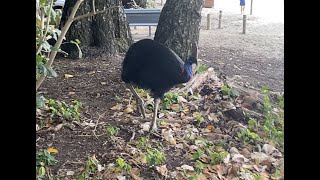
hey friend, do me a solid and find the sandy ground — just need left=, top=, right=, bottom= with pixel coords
left=131, top=0, right=284, bottom=92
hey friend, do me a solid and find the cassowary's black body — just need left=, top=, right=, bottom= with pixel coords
left=121, top=39, right=197, bottom=132
left=122, top=39, right=194, bottom=99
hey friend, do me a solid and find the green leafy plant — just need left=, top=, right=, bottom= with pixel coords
left=146, top=147, right=166, bottom=165
left=237, top=129, right=261, bottom=144
left=77, top=155, right=101, bottom=180
left=221, top=85, right=239, bottom=98
left=193, top=112, right=205, bottom=126
left=209, top=151, right=228, bottom=165
left=106, top=126, right=120, bottom=138
left=115, top=157, right=132, bottom=172
left=36, top=93, right=46, bottom=108
left=195, top=160, right=204, bottom=175
left=137, top=136, right=151, bottom=150
left=36, top=149, right=58, bottom=180
left=162, top=92, right=179, bottom=110
left=261, top=89, right=284, bottom=148
left=48, top=99, right=81, bottom=121
left=197, top=63, right=209, bottom=73
left=192, top=149, right=204, bottom=160
left=248, top=117, right=258, bottom=130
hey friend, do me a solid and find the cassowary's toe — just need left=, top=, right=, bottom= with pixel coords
left=148, top=126, right=161, bottom=137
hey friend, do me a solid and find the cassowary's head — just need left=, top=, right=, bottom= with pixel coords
left=184, top=42, right=198, bottom=77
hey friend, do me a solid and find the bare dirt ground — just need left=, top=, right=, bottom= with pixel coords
left=199, top=9, right=284, bottom=92
left=36, top=1, right=284, bottom=179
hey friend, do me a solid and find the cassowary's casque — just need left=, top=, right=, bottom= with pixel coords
left=121, top=39, right=198, bottom=132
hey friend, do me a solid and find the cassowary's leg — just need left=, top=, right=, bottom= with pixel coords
left=150, top=98, right=160, bottom=132
left=126, top=84, right=146, bottom=119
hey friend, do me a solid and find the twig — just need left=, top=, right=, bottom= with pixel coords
left=120, top=153, right=141, bottom=168
left=129, top=131, right=135, bottom=141
left=77, top=133, right=106, bottom=137
left=46, top=167, right=53, bottom=180
left=92, top=0, right=96, bottom=14
left=92, top=111, right=107, bottom=139
left=73, top=6, right=120, bottom=21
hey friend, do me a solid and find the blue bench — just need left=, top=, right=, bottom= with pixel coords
left=124, top=9, right=161, bottom=36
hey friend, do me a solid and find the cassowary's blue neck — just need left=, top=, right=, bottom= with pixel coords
left=184, top=62, right=193, bottom=78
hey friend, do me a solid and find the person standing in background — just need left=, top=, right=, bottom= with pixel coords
left=240, top=0, right=245, bottom=14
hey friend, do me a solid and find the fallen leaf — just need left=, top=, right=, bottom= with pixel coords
left=117, top=175, right=126, bottom=180
left=156, top=165, right=168, bottom=177
left=162, top=129, right=176, bottom=145
left=177, top=96, right=188, bottom=103
left=197, top=173, right=207, bottom=180
left=53, top=124, right=63, bottom=132
left=223, top=153, right=230, bottom=164
left=66, top=171, right=74, bottom=176
left=68, top=92, right=75, bottom=95
left=253, top=164, right=267, bottom=172
left=87, top=71, right=95, bottom=75
left=64, top=74, right=74, bottom=78
left=206, top=124, right=215, bottom=132
left=97, top=164, right=105, bottom=172
left=241, top=148, right=251, bottom=158
left=129, top=168, right=141, bottom=180
left=136, top=154, right=147, bottom=164
left=47, top=147, right=58, bottom=154
left=230, top=147, right=240, bottom=155
left=213, top=165, right=224, bottom=179
left=262, top=144, right=276, bottom=155
left=140, top=122, right=151, bottom=131
left=171, top=104, right=180, bottom=112
left=208, top=113, right=219, bottom=123
left=251, top=152, right=276, bottom=164
left=262, top=144, right=282, bottom=157
left=124, top=107, right=134, bottom=114
left=110, top=104, right=123, bottom=111
left=217, top=101, right=236, bottom=111
left=176, top=143, right=184, bottom=149
left=159, top=112, right=165, bottom=118
left=180, top=164, right=194, bottom=171
left=231, top=154, right=249, bottom=163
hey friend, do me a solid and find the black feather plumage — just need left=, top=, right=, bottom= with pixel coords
left=121, top=39, right=197, bottom=99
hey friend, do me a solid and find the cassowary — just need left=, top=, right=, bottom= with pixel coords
left=121, top=39, right=198, bottom=132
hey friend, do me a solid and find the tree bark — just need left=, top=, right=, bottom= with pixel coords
left=60, top=0, right=133, bottom=59
left=154, top=0, right=203, bottom=62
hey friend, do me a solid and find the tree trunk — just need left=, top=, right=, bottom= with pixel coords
left=60, top=0, right=133, bottom=59
left=154, top=0, right=203, bottom=62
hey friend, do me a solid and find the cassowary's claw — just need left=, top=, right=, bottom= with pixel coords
left=149, top=122, right=158, bottom=132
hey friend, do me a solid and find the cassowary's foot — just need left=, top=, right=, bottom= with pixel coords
left=127, top=84, right=146, bottom=119
left=148, top=97, right=161, bottom=136
left=149, top=122, right=158, bottom=132
left=148, top=124, right=161, bottom=137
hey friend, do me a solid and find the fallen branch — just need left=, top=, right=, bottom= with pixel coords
left=176, top=67, right=216, bottom=93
